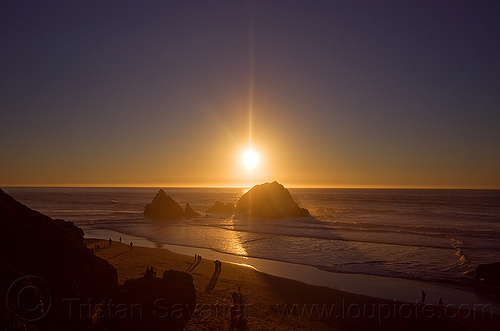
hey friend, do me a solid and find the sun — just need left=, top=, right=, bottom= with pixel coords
left=242, top=149, right=259, bottom=170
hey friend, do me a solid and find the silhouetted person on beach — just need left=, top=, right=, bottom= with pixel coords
left=421, top=290, right=426, bottom=304
left=229, top=286, right=248, bottom=331
left=119, top=236, right=122, bottom=243
left=230, top=305, right=239, bottom=331
left=130, top=241, right=133, bottom=249
left=145, top=267, right=156, bottom=277
left=109, top=238, right=112, bottom=246
left=205, top=259, right=222, bottom=293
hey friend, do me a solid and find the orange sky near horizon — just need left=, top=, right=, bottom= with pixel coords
left=1, top=95, right=499, bottom=189
left=1, top=93, right=499, bottom=189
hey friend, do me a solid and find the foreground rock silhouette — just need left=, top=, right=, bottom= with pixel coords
left=104, top=270, right=196, bottom=331
left=235, top=181, right=309, bottom=218
left=0, top=188, right=117, bottom=330
left=144, top=189, right=185, bottom=219
left=0, top=189, right=195, bottom=331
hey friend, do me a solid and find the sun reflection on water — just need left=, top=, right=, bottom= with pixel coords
left=220, top=217, right=248, bottom=257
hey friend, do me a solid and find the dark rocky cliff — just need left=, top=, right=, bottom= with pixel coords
left=0, top=188, right=118, bottom=330
left=1, top=189, right=196, bottom=331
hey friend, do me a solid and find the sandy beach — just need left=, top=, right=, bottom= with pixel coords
left=87, top=239, right=500, bottom=330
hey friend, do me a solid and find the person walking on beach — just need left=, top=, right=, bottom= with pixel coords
left=109, top=238, right=112, bottom=246
left=229, top=285, right=248, bottom=331
left=130, top=241, right=133, bottom=249
left=119, top=237, right=122, bottom=243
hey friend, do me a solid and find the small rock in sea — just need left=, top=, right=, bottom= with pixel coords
left=206, top=201, right=235, bottom=213
left=184, top=203, right=201, bottom=217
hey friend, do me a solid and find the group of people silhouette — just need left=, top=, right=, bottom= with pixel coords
left=90, top=237, right=133, bottom=254
left=145, top=267, right=156, bottom=277
left=186, top=254, right=202, bottom=272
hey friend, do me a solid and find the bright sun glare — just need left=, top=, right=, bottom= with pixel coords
left=242, top=149, right=259, bottom=170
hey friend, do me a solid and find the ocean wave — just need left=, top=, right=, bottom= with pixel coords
left=198, top=224, right=499, bottom=251
left=102, top=200, right=119, bottom=205
left=111, top=211, right=142, bottom=216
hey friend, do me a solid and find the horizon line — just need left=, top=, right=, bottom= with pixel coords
left=2, top=183, right=499, bottom=190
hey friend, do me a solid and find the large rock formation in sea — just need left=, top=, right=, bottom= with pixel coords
left=235, top=181, right=309, bottom=218
left=144, top=189, right=185, bottom=219
left=0, top=188, right=118, bottom=330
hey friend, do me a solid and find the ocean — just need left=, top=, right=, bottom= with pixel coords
left=4, top=187, right=500, bottom=294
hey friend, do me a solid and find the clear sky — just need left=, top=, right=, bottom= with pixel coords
left=1, top=1, right=499, bottom=188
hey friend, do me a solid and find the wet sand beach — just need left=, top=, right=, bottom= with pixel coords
left=87, top=239, right=500, bottom=330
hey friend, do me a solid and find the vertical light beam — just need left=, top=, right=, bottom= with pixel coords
left=247, top=1, right=255, bottom=147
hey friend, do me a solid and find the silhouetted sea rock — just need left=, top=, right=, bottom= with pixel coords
left=0, top=188, right=118, bottom=330
left=184, top=203, right=201, bottom=217
left=103, top=270, right=195, bottom=331
left=206, top=201, right=235, bottom=213
left=235, top=181, right=309, bottom=218
left=144, top=189, right=185, bottom=219
left=475, top=262, right=500, bottom=286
